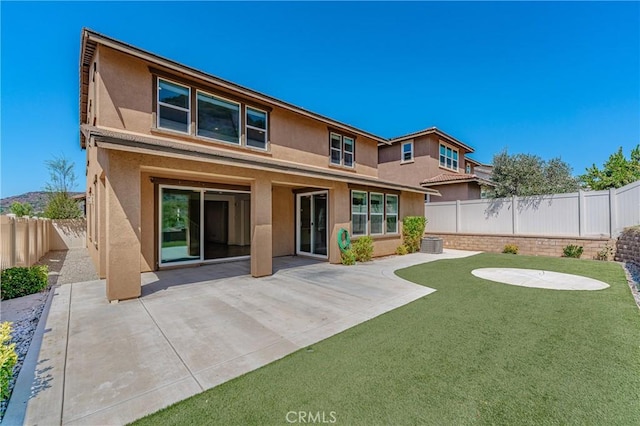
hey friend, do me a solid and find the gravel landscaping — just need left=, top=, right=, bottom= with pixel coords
left=0, top=290, right=49, bottom=419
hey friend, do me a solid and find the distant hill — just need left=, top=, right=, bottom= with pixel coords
left=0, top=191, right=84, bottom=215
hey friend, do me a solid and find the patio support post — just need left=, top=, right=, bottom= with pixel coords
left=102, top=150, right=142, bottom=301
left=251, top=178, right=272, bottom=277
left=329, top=184, right=350, bottom=264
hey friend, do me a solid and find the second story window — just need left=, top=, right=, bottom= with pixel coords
left=401, top=141, right=414, bottom=163
left=197, top=91, right=240, bottom=144
left=158, top=79, right=190, bottom=133
left=439, top=143, right=458, bottom=171
left=246, top=107, right=268, bottom=149
left=330, top=132, right=355, bottom=168
left=466, top=163, right=471, bottom=174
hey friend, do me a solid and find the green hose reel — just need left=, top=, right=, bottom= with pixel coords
left=337, top=228, right=351, bottom=252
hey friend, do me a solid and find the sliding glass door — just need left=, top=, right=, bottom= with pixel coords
left=159, top=185, right=251, bottom=266
left=160, top=188, right=201, bottom=264
left=297, top=191, right=328, bottom=258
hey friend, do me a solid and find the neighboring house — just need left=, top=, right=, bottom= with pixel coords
left=378, top=127, right=494, bottom=202
left=79, top=29, right=438, bottom=301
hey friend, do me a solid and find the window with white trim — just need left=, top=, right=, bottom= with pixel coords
left=351, top=191, right=368, bottom=236
left=401, top=141, right=414, bottom=163
left=439, top=143, right=458, bottom=171
left=158, top=79, right=190, bottom=133
left=370, top=193, right=384, bottom=235
left=330, top=132, right=355, bottom=167
left=466, top=163, right=471, bottom=174
left=197, top=91, right=240, bottom=144
left=386, top=194, right=398, bottom=234
left=246, top=107, right=268, bottom=149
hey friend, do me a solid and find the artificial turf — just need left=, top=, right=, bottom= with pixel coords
left=133, top=253, right=639, bottom=425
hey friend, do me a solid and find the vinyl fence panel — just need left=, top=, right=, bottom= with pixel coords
left=425, top=180, right=640, bottom=238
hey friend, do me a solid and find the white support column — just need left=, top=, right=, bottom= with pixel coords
left=455, top=200, right=461, bottom=233
left=511, top=196, right=518, bottom=235
left=578, top=190, right=585, bottom=237
left=609, top=188, right=617, bottom=237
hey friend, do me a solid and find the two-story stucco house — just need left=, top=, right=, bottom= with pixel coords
left=79, top=29, right=439, bottom=301
left=378, top=127, right=493, bottom=202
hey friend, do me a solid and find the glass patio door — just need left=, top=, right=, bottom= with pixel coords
left=160, top=187, right=202, bottom=264
left=297, top=191, right=328, bottom=258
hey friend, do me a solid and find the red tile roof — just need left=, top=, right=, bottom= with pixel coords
left=421, top=173, right=494, bottom=187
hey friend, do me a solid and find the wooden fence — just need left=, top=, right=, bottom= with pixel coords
left=0, top=215, right=51, bottom=269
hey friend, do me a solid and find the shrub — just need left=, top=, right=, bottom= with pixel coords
left=595, top=242, right=615, bottom=261
left=503, top=244, right=519, bottom=254
left=563, top=245, right=584, bottom=259
left=403, top=216, right=427, bottom=253
left=10, top=201, right=33, bottom=217
left=0, top=322, right=17, bottom=402
left=352, top=236, right=374, bottom=262
left=340, top=249, right=356, bottom=266
left=1, top=265, right=48, bottom=300
left=395, top=245, right=408, bottom=256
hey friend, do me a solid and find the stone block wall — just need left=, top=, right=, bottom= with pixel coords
left=615, top=227, right=640, bottom=264
left=427, top=232, right=615, bottom=259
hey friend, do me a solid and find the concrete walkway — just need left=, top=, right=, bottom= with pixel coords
left=11, top=250, right=477, bottom=425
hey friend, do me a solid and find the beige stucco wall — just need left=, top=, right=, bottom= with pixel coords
left=95, top=45, right=379, bottom=177
left=90, top=146, right=420, bottom=298
left=272, top=186, right=295, bottom=257
left=50, top=219, right=87, bottom=250
left=436, top=182, right=482, bottom=202
left=378, top=134, right=474, bottom=187
left=85, top=136, right=107, bottom=278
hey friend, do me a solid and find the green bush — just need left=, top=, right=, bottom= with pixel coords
left=395, top=245, right=408, bottom=256
left=563, top=245, right=584, bottom=259
left=0, top=322, right=17, bottom=402
left=352, top=236, right=374, bottom=262
left=403, top=216, right=427, bottom=253
left=502, top=244, right=519, bottom=254
left=340, top=249, right=356, bottom=266
left=1, top=265, right=48, bottom=300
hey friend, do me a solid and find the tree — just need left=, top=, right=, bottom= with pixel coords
left=490, top=150, right=580, bottom=198
left=43, top=155, right=82, bottom=219
left=580, top=145, right=640, bottom=190
left=9, top=201, right=34, bottom=217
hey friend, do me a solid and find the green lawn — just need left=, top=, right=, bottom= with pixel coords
left=133, top=254, right=640, bottom=425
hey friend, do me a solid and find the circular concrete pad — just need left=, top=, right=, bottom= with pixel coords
left=471, top=268, right=609, bottom=291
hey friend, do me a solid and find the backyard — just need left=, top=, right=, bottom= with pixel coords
left=134, top=253, right=639, bottom=425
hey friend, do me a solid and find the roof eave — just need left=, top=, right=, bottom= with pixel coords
left=80, top=29, right=390, bottom=145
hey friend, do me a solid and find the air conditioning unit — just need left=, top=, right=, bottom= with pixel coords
left=421, top=236, right=443, bottom=254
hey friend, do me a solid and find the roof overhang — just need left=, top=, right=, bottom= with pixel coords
left=421, top=177, right=495, bottom=188
left=81, top=125, right=439, bottom=197
left=388, top=127, right=475, bottom=153
left=79, top=29, right=390, bottom=149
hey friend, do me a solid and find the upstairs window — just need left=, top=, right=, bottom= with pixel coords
left=158, top=79, right=190, bottom=133
left=330, top=132, right=355, bottom=168
left=466, top=163, right=471, bottom=174
left=197, top=91, right=240, bottom=144
left=246, top=107, right=268, bottom=149
left=401, top=141, right=414, bottom=163
left=439, top=143, right=458, bottom=171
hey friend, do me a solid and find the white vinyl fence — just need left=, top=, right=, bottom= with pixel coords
left=425, top=180, right=640, bottom=238
left=0, top=215, right=51, bottom=269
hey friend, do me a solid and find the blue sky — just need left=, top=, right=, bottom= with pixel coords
left=1, top=1, right=638, bottom=197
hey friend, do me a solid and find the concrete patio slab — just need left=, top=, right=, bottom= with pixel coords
left=14, top=249, right=479, bottom=425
